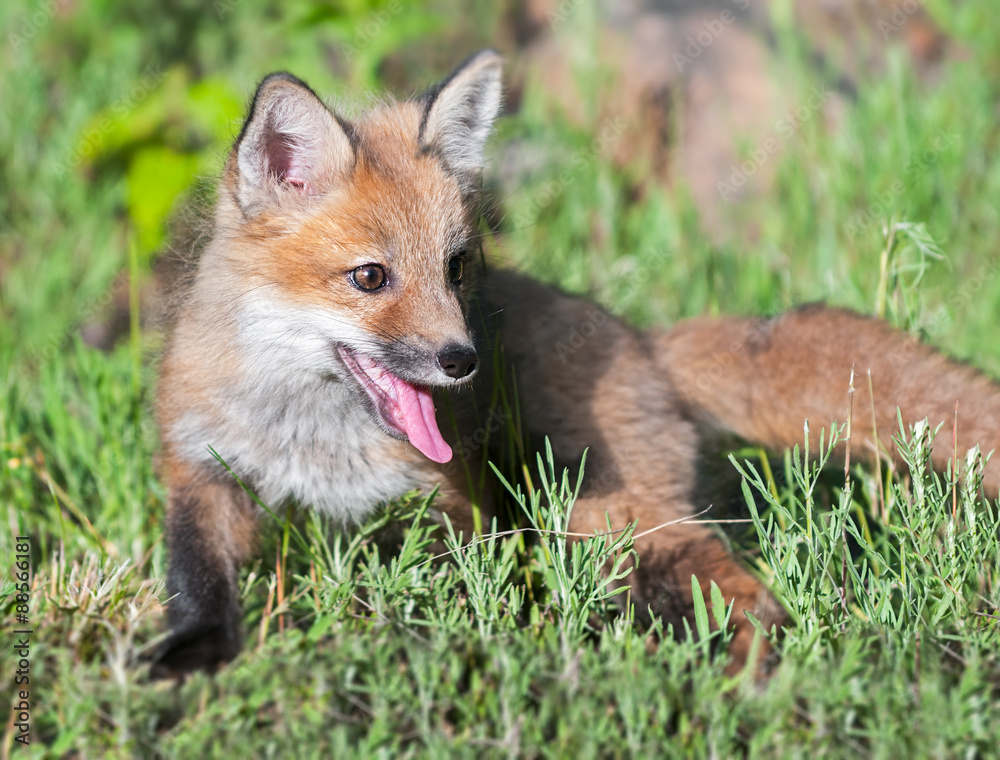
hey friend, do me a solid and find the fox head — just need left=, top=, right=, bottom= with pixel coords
left=213, top=51, right=503, bottom=464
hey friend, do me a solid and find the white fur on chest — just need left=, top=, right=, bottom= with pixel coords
left=170, top=292, right=425, bottom=521
left=176, top=377, right=421, bottom=520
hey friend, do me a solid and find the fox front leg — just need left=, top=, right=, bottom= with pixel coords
left=632, top=523, right=785, bottom=673
left=568, top=495, right=785, bottom=674
left=153, top=476, right=258, bottom=677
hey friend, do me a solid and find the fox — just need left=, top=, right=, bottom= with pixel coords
left=155, top=49, right=1000, bottom=676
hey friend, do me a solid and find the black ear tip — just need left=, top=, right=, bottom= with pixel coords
left=255, top=71, right=313, bottom=94
left=426, top=50, right=503, bottom=103
left=441, top=49, right=503, bottom=82
left=238, top=72, right=328, bottom=145
left=468, top=48, right=503, bottom=67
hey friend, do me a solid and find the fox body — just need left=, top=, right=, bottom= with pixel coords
left=156, top=51, right=1000, bottom=674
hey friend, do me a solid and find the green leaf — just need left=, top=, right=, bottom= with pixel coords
left=75, top=66, right=183, bottom=167
left=307, top=614, right=336, bottom=643
left=126, top=145, right=199, bottom=257
left=710, top=580, right=729, bottom=631
left=691, top=575, right=710, bottom=642
left=186, top=77, right=244, bottom=143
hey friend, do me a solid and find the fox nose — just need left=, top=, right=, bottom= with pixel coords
left=437, top=344, right=478, bottom=380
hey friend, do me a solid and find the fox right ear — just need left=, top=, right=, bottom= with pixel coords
left=419, top=50, right=503, bottom=175
left=231, top=73, right=354, bottom=216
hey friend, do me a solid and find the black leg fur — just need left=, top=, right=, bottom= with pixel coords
left=151, top=484, right=252, bottom=678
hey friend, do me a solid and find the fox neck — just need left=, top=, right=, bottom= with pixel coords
left=167, top=278, right=442, bottom=520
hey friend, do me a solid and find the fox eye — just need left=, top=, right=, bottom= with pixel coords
left=448, top=255, right=465, bottom=285
left=350, top=264, right=387, bottom=292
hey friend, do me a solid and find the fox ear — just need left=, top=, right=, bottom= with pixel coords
left=419, top=50, right=503, bottom=174
left=232, top=72, right=354, bottom=216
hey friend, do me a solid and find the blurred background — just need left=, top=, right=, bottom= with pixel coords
left=2, top=0, right=999, bottom=363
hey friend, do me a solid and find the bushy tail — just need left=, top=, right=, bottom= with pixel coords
left=658, top=304, right=1000, bottom=493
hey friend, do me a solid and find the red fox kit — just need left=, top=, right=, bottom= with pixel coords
left=156, top=50, right=1000, bottom=674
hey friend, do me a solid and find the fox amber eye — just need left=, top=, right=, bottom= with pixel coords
left=350, top=264, right=386, bottom=292
left=448, top=256, right=464, bottom=285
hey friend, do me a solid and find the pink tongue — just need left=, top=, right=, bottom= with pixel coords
left=385, top=375, right=453, bottom=464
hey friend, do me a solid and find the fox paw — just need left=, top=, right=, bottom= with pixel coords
left=148, top=625, right=242, bottom=680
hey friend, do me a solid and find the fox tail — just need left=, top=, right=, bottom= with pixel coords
left=658, top=304, right=1000, bottom=492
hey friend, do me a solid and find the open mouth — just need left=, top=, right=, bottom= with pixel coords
left=337, top=345, right=453, bottom=464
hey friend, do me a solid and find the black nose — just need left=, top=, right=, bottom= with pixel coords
left=437, top=344, right=478, bottom=379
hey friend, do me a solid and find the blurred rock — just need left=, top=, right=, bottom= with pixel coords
left=498, top=0, right=951, bottom=239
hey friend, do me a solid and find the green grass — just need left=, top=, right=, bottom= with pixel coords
left=4, top=0, right=1000, bottom=756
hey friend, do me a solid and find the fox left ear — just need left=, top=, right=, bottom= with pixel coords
left=419, top=49, right=503, bottom=174
left=231, top=72, right=354, bottom=216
